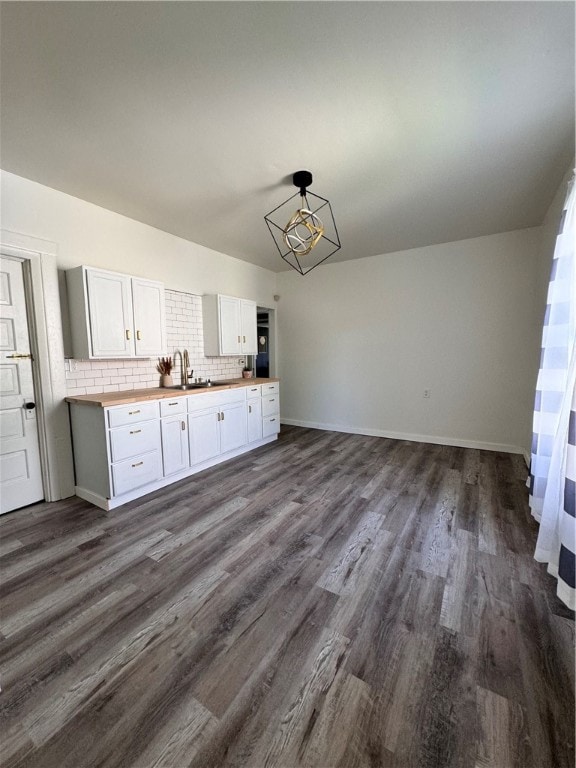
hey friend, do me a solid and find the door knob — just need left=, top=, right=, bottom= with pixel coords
left=24, top=402, right=36, bottom=410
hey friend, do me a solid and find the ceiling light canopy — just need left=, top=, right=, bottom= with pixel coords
left=264, top=171, right=341, bottom=275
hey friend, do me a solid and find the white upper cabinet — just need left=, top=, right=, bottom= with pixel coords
left=240, top=299, right=257, bottom=354
left=219, top=295, right=242, bottom=355
left=85, top=269, right=133, bottom=358
left=202, top=294, right=257, bottom=356
left=66, top=266, right=166, bottom=359
left=131, top=278, right=166, bottom=357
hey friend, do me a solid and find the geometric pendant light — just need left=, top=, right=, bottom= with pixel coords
left=264, top=171, right=341, bottom=275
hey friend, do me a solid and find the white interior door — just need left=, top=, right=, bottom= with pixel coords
left=0, top=257, right=44, bottom=513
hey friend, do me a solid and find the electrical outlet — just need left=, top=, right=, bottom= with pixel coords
left=423, top=389, right=431, bottom=399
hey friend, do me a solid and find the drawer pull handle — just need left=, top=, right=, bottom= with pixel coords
left=270, top=418, right=276, bottom=422
left=249, top=405, right=252, bottom=413
left=181, top=421, right=186, bottom=431
left=168, top=402, right=178, bottom=406
left=126, top=330, right=131, bottom=340
left=130, top=429, right=142, bottom=435
left=250, top=388, right=257, bottom=392
left=132, top=461, right=144, bottom=468
left=221, top=412, right=225, bottom=421
left=270, top=399, right=275, bottom=402
left=128, top=409, right=141, bottom=415
left=136, top=330, right=142, bottom=340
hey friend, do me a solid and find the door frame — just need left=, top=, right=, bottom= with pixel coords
left=1, top=229, right=74, bottom=502
left=256, top=305, right=276, bottom=378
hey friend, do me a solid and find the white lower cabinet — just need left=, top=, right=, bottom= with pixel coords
left=161, top=415, right=189, bottom=476
left=261, top=382, right=280, bottom=438
left=188, top=390, right=248, bottom=465
left=247, top=398, right=263, bottom=443
left=109, top=420, right=161, bottom=463
left=220, top=402, right=248, bottom=453
left=247, top=384, right=263, bottom=443
left=160, top=397, right=189, bottom=476
left=68, top=381, right=280, bottom=510
left=112, top=451, right=163, bottom=496
left=189, top=408, right=221, bottom=465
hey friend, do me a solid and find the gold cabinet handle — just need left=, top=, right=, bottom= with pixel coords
left=126, top=330, right=131, bottom=340
left=243, top=335, right=246, bottom=343
left=128, top=409, right=141, bottom=415
left=217, top=412, right=221, bottom=422
left=221, top=411, right=225, bottom=421
left=131, top=461, right=144, bottom=468
left=136, top=330, right=142, bottom=340
left=238, top=335, right=241, bottom=343
left=6, top=353, right=33, bottom=359
left=248, top=405, right=252, bottom=413
left=168, top=402, right=178, bottom=406
left=181, top=421, right=186, bottom=431
left=129, top=429, right=142, bottom=435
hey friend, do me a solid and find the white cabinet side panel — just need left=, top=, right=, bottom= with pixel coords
left=69, top=405, right=111, bottom=498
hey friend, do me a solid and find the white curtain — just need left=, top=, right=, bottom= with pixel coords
left=529, top=173, right=576, bottom=610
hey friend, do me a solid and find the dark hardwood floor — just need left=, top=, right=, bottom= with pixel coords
left=0, top=425, right=574, bottom=768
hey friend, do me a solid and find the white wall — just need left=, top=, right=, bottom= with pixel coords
left=277, top=227, right=545, bottom=454
left=1, top=171, right=277, bottom=304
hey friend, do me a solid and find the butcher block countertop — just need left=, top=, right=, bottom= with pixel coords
left=65, top=377, right=280, bottom=408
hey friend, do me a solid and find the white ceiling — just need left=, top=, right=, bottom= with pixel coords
left=1, top=2, right=574, bottom=272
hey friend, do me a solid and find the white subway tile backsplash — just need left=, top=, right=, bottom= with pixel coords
left=65, top=288, right=246, bottom=396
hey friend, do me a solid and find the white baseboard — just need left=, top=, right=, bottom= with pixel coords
left=280, top=418, right=526, bottom=456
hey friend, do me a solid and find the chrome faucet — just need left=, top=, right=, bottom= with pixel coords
left=183, top=349, right=190, bottom=386
left=173, top=350, right=189, bottom=387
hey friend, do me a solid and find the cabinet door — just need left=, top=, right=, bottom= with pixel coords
left=86, top=269, right=133, bottom=357
left=220, top=402, right=248, bottom=454
left=188, top=410, right=220, bottom=465
left=132, top=278, right=166, bottom=357
left=247, top=398, right=263, bottom=443
left=240, top=300, right=257, bottom=354
left=218, top=296, right=242, bottom=355
left=161, top=416, right=189, bottom=476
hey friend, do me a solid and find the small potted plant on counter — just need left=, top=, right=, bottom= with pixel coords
left=157, top=356, right=174, bottom=387
left=242, top=357, right=254, bottom=378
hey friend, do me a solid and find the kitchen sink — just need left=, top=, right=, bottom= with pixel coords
left=168, top=382, right=229, bottom=390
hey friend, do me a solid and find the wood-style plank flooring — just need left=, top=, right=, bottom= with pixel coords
left=0, top=426, right=574, bottom=768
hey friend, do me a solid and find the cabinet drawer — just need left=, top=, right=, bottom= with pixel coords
left=261, top=382, right=279, bottom=395
left=111, top=450, right=162, bottom=496
left=108, top=401, right=159, bottom=428
left=187, top=388, right=245, bottom=412
left=160, top=398, right=187, bottom=417
left=246, top=384, right=262, bottom=400
left=262, top=395, right=279, bottom=418
left=263, top=415, right=280, bottom=438
left=109, top=420, right=161, bottom=462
